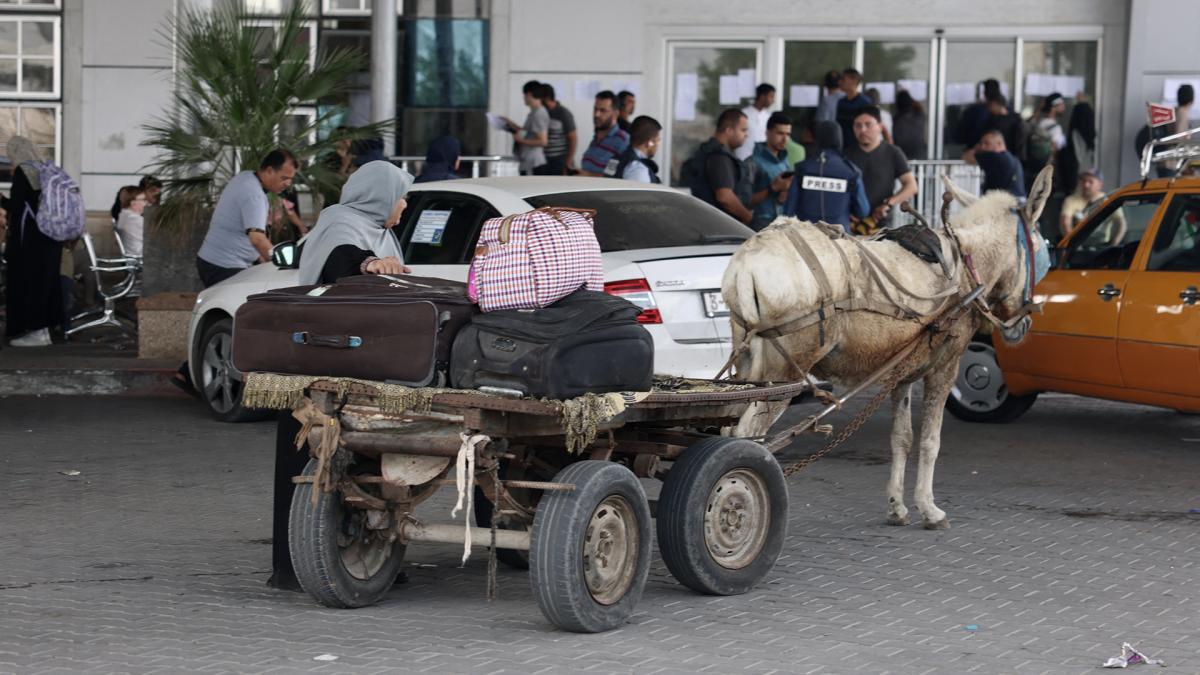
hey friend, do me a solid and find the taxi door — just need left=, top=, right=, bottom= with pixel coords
left=999, top=193, right=1167, bottom=387
left=1117, top=191, right=1200, bottom=397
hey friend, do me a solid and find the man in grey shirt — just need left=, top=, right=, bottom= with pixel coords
left=196, top=148, right=297, bottom=287
left=504, top=80, right=549, bottom=175
left=816, top=70, right=844, bottom=123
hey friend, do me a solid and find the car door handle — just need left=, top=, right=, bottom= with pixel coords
left=1097, top=284, right=1121, bottom=301
left=1181, top=286, right=1200, bottom=305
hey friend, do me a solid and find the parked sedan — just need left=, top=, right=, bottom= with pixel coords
left=948, top=176, right=1200, bottom=422
left=187, top=177, right=753, bottom=421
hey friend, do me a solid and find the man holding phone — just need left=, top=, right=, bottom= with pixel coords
left=748, top=112, right=795, bottom=231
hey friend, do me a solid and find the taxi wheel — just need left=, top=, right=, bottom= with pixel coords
left=946, top=340, right=1038, bottom=423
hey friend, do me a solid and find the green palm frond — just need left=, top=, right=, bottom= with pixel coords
left=141, top=1, right=391, bottom=231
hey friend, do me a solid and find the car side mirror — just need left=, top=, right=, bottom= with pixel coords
left=271, top=241, right=297, bottom=269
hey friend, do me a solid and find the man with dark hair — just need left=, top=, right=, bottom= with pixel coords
left=845, top=106, right=916, bottom=233
left=503, top=80, right=549, bottom=174
left=617, top=90, right=636, bottom=134
left=835, top=68, right=873, bottom=146
left=737, top=83, right=776, bottom=161
left=964, top=129, right=1026, bottom=199
left=537, top=83, right=577, bottom=176
left=616, top=115, right=662, bottom=183
left=579, top=90, right=631, bottom=177
left=784, top=120, right=869, bottom=231
left=684, top=108, right=752, bottom=224
left=196, top=148, right=297, bottom=287
left=816, top=70, right=844, bottom=123
left=747, top=112, right=794, bottom=230
left=983, top=93, right=1025, bottom=160
left=960, top=78, right=1002, bottom=148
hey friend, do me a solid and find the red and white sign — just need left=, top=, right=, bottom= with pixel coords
left=1148, top=102, right=1176, bottom=128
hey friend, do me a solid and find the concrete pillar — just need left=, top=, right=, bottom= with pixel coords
left=371, top=0, right=398, bottom=157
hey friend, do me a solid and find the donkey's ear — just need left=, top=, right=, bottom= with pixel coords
left=1024, top=165, right=1054, bottom=225
left=941, top=172, right=978, bottom=208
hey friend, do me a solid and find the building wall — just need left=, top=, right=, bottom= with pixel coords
left=64, top=0, right=175, bottom=208
left=490, top=0, right=1130, bottom=184
left=1120, top=0, right=1200, bottom=183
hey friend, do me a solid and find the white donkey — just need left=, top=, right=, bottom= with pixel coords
left=722, top=167, right=1052, bottom=529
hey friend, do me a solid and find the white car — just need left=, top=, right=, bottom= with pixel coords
left=187, top=177, right=753, bottom=421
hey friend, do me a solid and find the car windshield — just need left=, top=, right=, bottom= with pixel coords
left=525, top=190, right=754, bottom=252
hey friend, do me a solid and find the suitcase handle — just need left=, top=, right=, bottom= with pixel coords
left=496, top=206, right=598, bottom=244
left=292, top=331, right=363, bottom=349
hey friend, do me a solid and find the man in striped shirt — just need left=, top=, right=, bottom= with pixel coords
left=536, top=83, right=577, bottom=176
left=579, top=90, right=631, bottom=177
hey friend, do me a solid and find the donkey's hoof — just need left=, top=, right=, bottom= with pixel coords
left=923, top=518, right=951, bottom=530
left=886, top=514, right=910, bottom=526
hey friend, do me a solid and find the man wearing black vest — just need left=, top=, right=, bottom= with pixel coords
left=685, top=108, right=752, bottom=225
left=617, top=116, right=662, bottom=183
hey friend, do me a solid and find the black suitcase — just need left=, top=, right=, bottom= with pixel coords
left=233, top=274, right=475, bottom=386
left=450, top=289, right=654, bottom=399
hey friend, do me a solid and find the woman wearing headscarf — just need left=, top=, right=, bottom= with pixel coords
left=270, top=160, right=414, bottom=592
left=297, top=159, right=413, bottom=285
left=5, top=135, right=62, bottom=347
left=414, top=135, right=461, bottom=184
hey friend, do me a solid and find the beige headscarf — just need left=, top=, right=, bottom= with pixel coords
left=8, top=135, right=41, bottom=189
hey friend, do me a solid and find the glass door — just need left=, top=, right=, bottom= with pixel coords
left=862, top=39, right=935, bottom=160
left=938, top=40, right=1016, bottom=159
left=665, top=41, right=761, bottom=186
left=781, top=40, right=855, bottom=146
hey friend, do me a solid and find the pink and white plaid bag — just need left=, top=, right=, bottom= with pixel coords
left=469, top=207, right=604, bottom=312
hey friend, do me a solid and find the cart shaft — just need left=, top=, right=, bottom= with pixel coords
left=401, top=521, right=530, bottom=550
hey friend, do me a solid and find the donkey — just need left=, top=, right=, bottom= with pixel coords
left=722, top=167, right=1053, bottom=529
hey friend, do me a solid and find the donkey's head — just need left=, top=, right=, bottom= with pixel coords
left=943, top=165, right=1053, bottom=344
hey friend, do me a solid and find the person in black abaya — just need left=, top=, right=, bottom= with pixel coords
left=1061, top=99, right=1097, bottom=195
left=4, top=136, right=62, bottom=348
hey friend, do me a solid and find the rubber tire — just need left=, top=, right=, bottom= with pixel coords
left=289, top=458, right=406, bottom=608
left=529, top=461, right=652, bottom=633
left=946, top=340, right=1039, bottom=423
left=474, top=489, right=531, bottom=570
left=657, top=437, right=788, bottom=596
left=196, top=318, right=269, bottom=423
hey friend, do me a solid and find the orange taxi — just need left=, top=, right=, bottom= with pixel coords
left=948, top=176, right=1200, bottom=422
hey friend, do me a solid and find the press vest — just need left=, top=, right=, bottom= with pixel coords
left=787, top=150, right=864, bottom=229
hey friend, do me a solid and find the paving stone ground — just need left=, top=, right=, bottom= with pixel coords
left=0, top=393, right=1197, bottom=674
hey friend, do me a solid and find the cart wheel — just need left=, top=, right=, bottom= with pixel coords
left=529, top=461, right=651, bottom=633
left=657, top=437, right=787, bottom=596
left=289, top=458, right=406, bottom=608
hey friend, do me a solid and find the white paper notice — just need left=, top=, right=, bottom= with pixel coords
left=485, top=112, right=509, bottom=130
left=737, top=68, right=756, bottom=98
left=674, top=95, right=696, bottom=121
left=675, top=72, right=698, bottom=121
left=897, top=79, right=928, bottom=102
left=612, top=80, right=641, bottom=97
left=1057, top=75, right=1085, bottom=97
left=866, top=82, right=896, bottom=105
left=573, top=79, right=601, bottom=102
left=946, top=82, right=976, bottom=106
left=1025, top=73, right=1050, bottom=97
left=789, top=84, right=820, bottom=107
left=719, top=75, right=741, bottom=105
left=411, top=210, right=451, bottom=245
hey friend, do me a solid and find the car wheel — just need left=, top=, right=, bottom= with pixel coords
left=946, top=340, right=1038, bottom=423
left=196, top=317, right=267, bottom=423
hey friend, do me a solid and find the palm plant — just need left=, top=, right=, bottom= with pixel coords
left=142, top=1, right=388, bottom=232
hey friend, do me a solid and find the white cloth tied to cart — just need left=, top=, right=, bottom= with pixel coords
left=450, top=432, right=490, bottom=565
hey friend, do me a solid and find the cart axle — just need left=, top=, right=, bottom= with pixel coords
left=401, top=521, right=531, bottom=551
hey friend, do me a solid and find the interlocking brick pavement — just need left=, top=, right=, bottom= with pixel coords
left=0, top=393, right=1197, bottom=673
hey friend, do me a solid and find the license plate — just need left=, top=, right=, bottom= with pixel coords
left=702, top=291, right=729, bottom=318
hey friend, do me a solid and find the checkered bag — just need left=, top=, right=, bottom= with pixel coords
left=470, top=207, right=604, bottom=312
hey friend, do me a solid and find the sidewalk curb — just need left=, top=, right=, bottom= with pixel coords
left=0, top=367, right=186, bottom=397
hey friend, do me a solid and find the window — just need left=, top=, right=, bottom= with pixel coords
left=1147, top=194, right=1200, bottom=272
left=399, top=193, right=497, bottom=264
left=244, top=19, right=317, bottom=73
left=241, top=0, right=314, bottom=15
left=0, top=101, right=56, bottom=181
left=526, top=190, right=753, bottom=252
left=1065, top=194, right=1163, bottom=271
left=405, top=19, right=487, bottom=108
left=780, top=41, right=854, bottom=145
left=0, top=16, right=58, bottom=97
left=0, top=1, right=60, bottom=8
left=322, top=0, right=370, bottom=14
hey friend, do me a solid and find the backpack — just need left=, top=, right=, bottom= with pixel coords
left=1024, top=120, right=1054, bottom=167
left=30, top=161, right=85, bottom=242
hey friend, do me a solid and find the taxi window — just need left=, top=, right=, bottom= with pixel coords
left=1064, top=194, right=1163, bottom=271
left=1147, top=194, right=1200, bottom=272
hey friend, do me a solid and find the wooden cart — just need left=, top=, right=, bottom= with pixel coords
left=285, top=378, right=814, bottom=633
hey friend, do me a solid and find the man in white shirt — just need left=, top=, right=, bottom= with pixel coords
left=736, top=83, right=776, bottom=160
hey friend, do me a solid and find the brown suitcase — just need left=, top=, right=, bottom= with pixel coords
left=232, top=274, right=475, bottom=386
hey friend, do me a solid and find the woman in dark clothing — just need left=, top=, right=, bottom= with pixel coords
left=1061, top=100, right=1097, bottom=195
left=5, top=136, right=62, bottom=348
left=269, top=159, right=413, bottom=591
left=892, top=91, right=928, bottom=160
left=413, top=135, right=461, bottom=183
